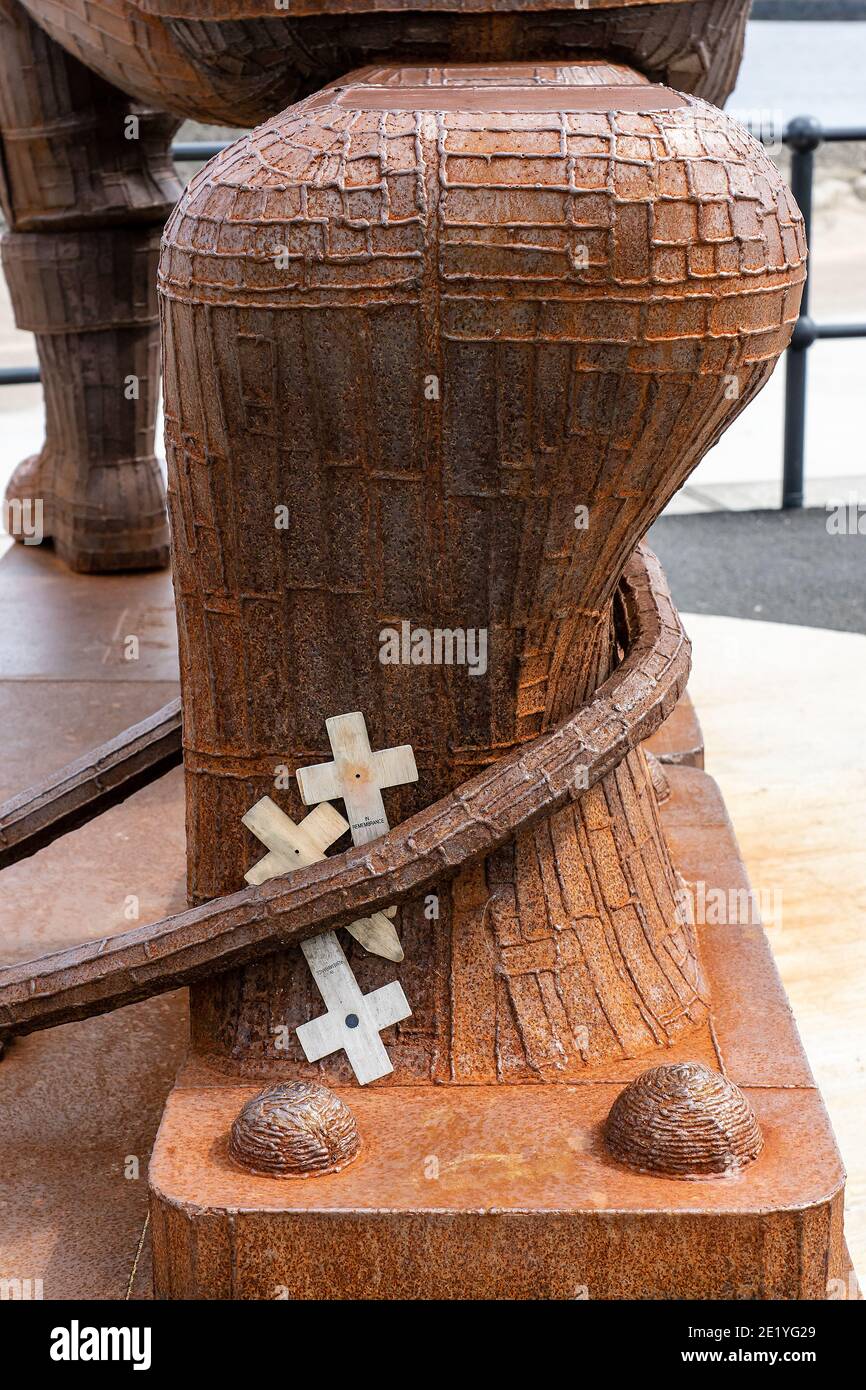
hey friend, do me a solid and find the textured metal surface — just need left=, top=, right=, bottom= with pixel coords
left=0, top=0, right=751, bottom=578
left=228, top=1081, right=361, bottom=1176
left=144, top=1, right=710, bottom=11
left=148, top=766, right=847, bottom=1299
left=0, top=544, right=689, bottom=1039
left=2, top=227, right=170, bottom=571
left=0, top=0, right=178, bottom=570
left=605, top=1060, right=764, bottom=1176
left=0, top=698, right=181, bottom=870
left=0, top=0, right=180, bottom=232
left=643, top=690, right=704, bottom=769
left=644, top=748, right=671, bottom=802
left=0, top=650, right=793, bottom=1302
left=151, top=1091, right=844, bottom=1299
left=16, top=0, right=752, bottom=125
left=157, top=64, right=804, bottom=1081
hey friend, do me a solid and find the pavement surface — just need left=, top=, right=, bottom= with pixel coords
left=649, top=507, right=866, bottom=633
left=685, top=612, right=866, bottom=1287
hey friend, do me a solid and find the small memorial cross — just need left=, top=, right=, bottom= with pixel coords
left=243, top=797, right=403, bottom=961
left=242, top=795, right=411, bottom=1084
left=296, top=711, right=418, bottom=845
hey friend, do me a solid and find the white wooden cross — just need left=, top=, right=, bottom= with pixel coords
left=242, top=796, right=411, bottom=1084
left=243, top=797, right=403, bottom=961
left=295, top=931, right=411, bottom=1086
left=296, top=711, right=418, bottom=845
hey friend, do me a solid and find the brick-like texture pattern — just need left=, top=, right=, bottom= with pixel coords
left=0, top=0, right=180, bottom=231
left=0, top=544, right=696, bottom=1056
left=2, top=227, right=171, bottom=568
left=157, top=68, right=804, bottom=1081
left=17, top=0, right=751, bottom=124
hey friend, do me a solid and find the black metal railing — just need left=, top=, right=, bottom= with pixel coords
left=2, top=119, right=865, bottom=509
left=780, top=117, right=866, bottom=506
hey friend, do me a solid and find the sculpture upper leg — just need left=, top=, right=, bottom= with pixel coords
left=0, top=0, right=181, bottom=229
left=15, top=0, right=751, bottom=130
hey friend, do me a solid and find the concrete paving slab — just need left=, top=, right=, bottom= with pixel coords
left=686, top=612, right=866, bottom=1287
left=0, top=544, right=177, bottom=682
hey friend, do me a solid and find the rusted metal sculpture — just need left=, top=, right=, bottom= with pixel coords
left=0, top=5, right=855, bottom=1302
left=229, top=1081, right=361, bottom=1177
left=160, top=58, right=803, bottom=1085
left=0, top=546, right=688, bottom=1036
left=0, top=697, right=182, bottom=870
left=0, top=0, right=178, bottom=570
left=1, top=0, right=751, bottom=571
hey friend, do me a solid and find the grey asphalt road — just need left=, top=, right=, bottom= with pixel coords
left=647, top=507, right=866, bottom=634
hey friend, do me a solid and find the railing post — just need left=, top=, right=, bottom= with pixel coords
left=782, top=115, right=821, bottom=509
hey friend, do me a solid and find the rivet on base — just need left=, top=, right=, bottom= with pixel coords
left=604, top=1061, right=763, bottom=1178
left=228, top=1081, right=361, bottom=1178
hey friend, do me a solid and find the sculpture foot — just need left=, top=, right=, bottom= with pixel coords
left=4, top=449, right=169, bottom=573
left=4, top=452, right=46, bottom=548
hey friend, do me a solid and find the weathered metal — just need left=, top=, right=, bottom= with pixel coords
left=0, top=0, right=751, bottom=571
left=228, top=1081, right=361, bottom=1177
left=0, top=544, right=687, bottom=1039
left=158, top=60, right=804, bottom=1083
left=0, top=698, right=182, bottom=870
left=605, top=1061, right=764, bottom=1177
left=16, top=1, right=753, bottom=127
left=0, top=0, right=179, bottom=569
left=147, top=765, right=849, bottom=1300
left=0, top=9, right=851, bottom=1303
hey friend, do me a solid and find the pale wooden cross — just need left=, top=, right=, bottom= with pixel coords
left=295, top=931, right=411, bottom=1087
left=296, top=711, right=418, bottom=846
left=242, top=795, right=411, bottom=1085
left=243, top=797, right=403, bottom=961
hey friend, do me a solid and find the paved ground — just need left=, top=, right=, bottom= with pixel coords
left=649, top=508, right=866, bottom=633
left=685, top=612, right=866, bottom=1287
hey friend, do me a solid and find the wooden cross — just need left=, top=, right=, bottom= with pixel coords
left=296, top=711, right=418, bottom=846
left=242, top=796, right=411, bottom=1083
left=243, top=799, right=345, bottom=885
left=243, top=797, right=403, bottom=961
left=295, top=932, right=411, bottom=1086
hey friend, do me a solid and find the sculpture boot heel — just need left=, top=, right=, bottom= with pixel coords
left=1, top=226, right=170, bottom=573
left=4, top=448, right=170, bottom=572
left=49, top=454, right=171, bottom=574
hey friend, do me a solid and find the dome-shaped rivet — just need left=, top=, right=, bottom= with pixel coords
left=604, top=1061, right=763, bottom=1178
left=229, top=1081, right=361, bottom=1178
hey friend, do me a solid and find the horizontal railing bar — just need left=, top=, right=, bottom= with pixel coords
left=171, top=141, right=232, bottom=160
left=807, top=125, right=866, bottom=143
left=815, top=322, right=866, bottom=339
left=165, top=125, right=866, bottom=165
left=0, top=366, right=40, bottom=385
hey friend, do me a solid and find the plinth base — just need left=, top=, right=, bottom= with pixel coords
left=149, top=768, right=849, bottom=1299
